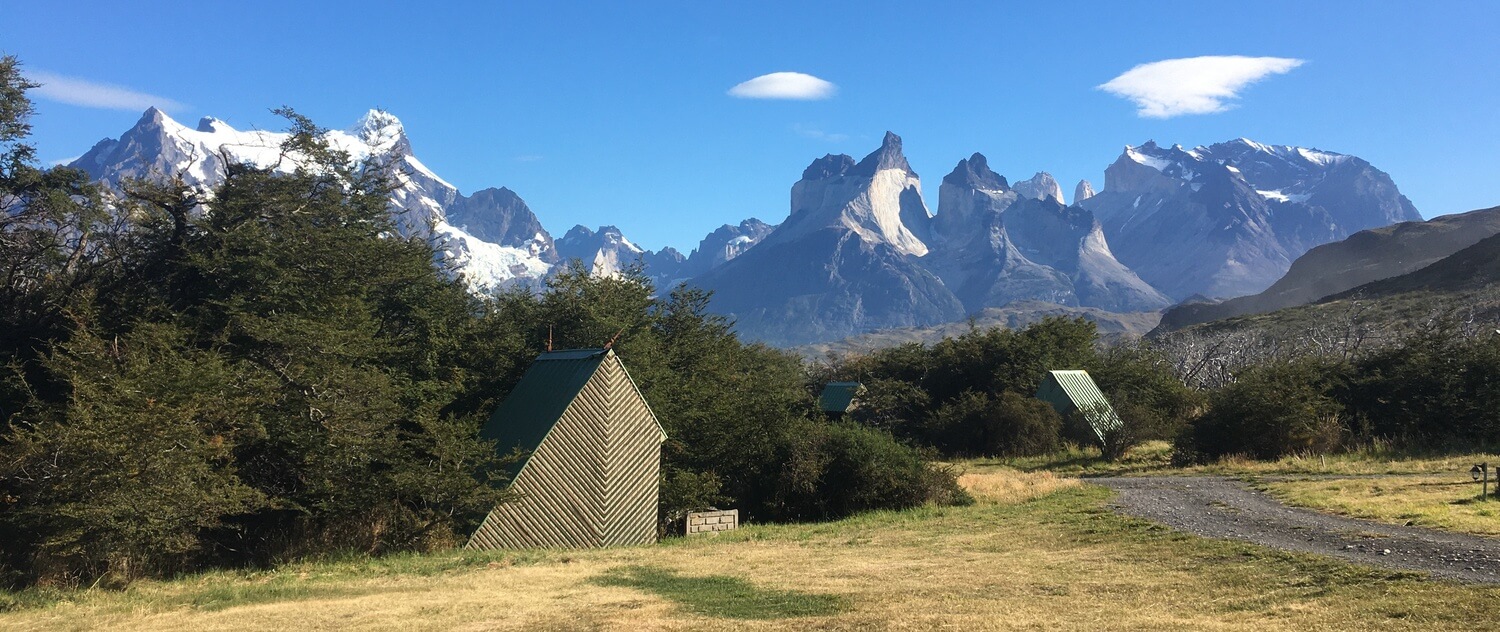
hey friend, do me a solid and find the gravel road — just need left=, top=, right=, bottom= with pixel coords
left=1093, top=476, right=1500, bottom=583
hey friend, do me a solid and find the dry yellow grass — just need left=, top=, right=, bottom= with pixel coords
left=3, top=469, right=1495, bottom=631
left=1264, top=475, right=1500, bottom=537
left=957, top=468, right=1080, bottom=504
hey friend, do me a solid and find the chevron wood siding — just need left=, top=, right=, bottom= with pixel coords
left=467, top=353, right=662, bottom=550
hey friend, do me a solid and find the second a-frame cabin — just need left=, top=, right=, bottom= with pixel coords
left=467, top=348, right=666, bottom=550
left=1036, top=369, right=1121, bottom=444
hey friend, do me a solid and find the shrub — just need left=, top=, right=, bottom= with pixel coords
left=1098, top=395, right=1173, bottom=461
left=921, top=390, right=1061, bottom=457
left=1183, top=360, right=1345, bottom=461
left=773, top=421, right=971, bottom=521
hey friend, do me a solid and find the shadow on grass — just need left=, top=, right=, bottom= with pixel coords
left=590, top=565, right=848, bottom=620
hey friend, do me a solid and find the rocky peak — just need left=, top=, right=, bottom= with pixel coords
left=1074, top=179, right=1095, bottom=203
left=195, top=116, right=231, bottom=133
left=139, top=106, right=171, bottom=129
left=801, top=153, right=856, bottom=180
left=853, top=131, right=914, bottom=176
left=556, top=225, right=647, bottom=278
left=1013, top=172, right=1065, bottom=204
left=943, top=152, right=1009, bottom=191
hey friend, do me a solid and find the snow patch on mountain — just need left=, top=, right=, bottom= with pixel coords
left=1124, top=146, right=1173, bottom=172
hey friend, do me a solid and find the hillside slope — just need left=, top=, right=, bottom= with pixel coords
left=1157, top=206, right=1500, bottom=331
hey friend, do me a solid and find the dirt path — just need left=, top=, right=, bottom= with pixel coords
left=1093, top=476, right=1500, bottom=583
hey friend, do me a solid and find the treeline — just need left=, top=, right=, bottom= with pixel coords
left=0, top=59, right=962, bottom=588
left=820, top=312, right=1500, bottom=465
left=816, top=318, right=1200, bottom=459
left=1182, top=321, right=1500, bottom=460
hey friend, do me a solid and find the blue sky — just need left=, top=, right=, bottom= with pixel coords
left=5, top=1, right=1498, bottom=252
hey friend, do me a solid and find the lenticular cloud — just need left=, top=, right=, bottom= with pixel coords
left=1098, top=56, right=1304, bottom=118
left=728, top=72, right=837, bottom=100
left=25, top=71, right=185, bottom=112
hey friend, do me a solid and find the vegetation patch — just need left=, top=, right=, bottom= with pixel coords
left=1264, top=475, right=1500, bottom=536
left=590, top=565, right=848, bottom=620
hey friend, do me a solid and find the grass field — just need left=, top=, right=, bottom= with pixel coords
left=3, top=468, right=1495, bottom=631
left=1262, top=475, right=1500, bottom=537
left=980, top=440, right=1500, bottom=479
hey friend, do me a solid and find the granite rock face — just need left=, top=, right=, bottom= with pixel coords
left=927, top=154, right=1169, bottom=313
left=695, top=132, right=963, bottom=345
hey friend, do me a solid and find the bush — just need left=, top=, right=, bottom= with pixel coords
left=773, top=421, right=970, bottom=521
left=1183, top=361, right=1345, bottom=461
left=921, top=390, right=1061, bottom=457
left=1098, top=394, right=1179, bottom=461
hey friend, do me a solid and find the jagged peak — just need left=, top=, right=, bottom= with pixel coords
left=853, top=131, right=914, bottom=176
left=801, top=153, right=856, bottom=180
left=351, top=108, right=410, bottom=155
left=943, top=152, right=1008, bottom=191
left=563, top=224, right=595, bottom=239
left=132, top=106, right=178, bottom=132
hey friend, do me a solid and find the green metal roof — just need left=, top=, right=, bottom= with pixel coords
left=818, top=381, right=865, bottom=413
left=480, top=348, right=612, bottom=477
left=1035, top=370, right=1121, bottom=443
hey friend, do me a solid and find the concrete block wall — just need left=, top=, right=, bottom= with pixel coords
left=685, top=509, right=739, bottom=535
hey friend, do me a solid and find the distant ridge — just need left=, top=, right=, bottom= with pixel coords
left=1156, top=206, right=1500, bottom=331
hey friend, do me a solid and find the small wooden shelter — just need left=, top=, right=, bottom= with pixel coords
left=818, top=381, right=866, bottom=418
left=1036, top=370, right=1120, bottom=444
left=467, top=348, right=666, bottom=550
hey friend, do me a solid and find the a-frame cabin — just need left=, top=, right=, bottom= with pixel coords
left=467, top=348, right=666, bottom=550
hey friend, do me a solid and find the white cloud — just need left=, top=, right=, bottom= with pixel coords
left=24, top=70, right=185, bottom=112
left=728, top=72, right=836, bottom=100
left=1098, top=56, right=1304, bottom=118
left=49, top=156, right=81, bottom=167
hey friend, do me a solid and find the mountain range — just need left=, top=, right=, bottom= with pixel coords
left=70, top=108, right=1423, bottom=346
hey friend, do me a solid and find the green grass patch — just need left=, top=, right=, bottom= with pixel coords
left=591, top=565, right=849, bottom=620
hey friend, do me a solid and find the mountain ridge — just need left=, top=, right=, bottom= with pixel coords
left=69, top=108, right=1426, bottom=347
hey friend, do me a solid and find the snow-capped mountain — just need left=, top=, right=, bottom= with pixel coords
left=73, top=108, right=554, bottom=292
left=1078, top=139, right=1420, bottom=299
left=446, top=187, right=559, bottom=264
